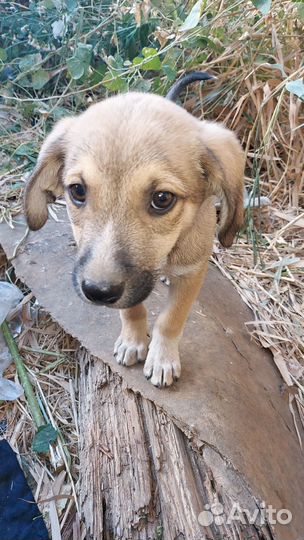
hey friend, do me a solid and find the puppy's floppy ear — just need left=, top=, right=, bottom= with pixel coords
left=24, top=117, right=74, bottom=231
left=199, top=124, right=245, bottom=247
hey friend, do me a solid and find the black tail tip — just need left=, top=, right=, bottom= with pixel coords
left=166, top=71, right=216, bottom=102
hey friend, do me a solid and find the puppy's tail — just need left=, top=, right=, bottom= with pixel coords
left=166, top=71, right=215, bottom=102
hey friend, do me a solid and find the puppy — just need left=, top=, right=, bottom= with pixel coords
left=24, top=73, right=244, bottom=388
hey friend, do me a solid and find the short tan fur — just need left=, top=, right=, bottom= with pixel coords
left=24, top=91, right=244, bottom=387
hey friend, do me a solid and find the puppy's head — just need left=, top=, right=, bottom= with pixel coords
left=24, top=93, right=244, bottom=308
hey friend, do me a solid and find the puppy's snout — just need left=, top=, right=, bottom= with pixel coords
left=81, top=279, right=125, bottom=305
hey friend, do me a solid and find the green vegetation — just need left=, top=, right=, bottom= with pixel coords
left=0, top=4, right=303, bottom=529
left=0, top=1, right=303, bottom=228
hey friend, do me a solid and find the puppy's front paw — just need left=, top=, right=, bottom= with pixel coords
left=114, top=332, right=149, bottom=367
left=143, top=334, right=181, bottom=388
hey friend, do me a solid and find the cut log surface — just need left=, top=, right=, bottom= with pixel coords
left=0, top=210, right=303, bottom=540
left=79, top=354, right=277, bottom=540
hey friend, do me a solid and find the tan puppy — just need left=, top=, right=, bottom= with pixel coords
left=24, top=84, right=244, bottom=388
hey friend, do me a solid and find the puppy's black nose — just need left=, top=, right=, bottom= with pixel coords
left=81, top=280, right=124, bottom=305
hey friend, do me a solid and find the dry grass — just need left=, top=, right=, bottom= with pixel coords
left=0, top=0, right=303, bottom=537
left=0, top=272, right=84, bottom=538
left=191, top=0, right=304, bottom=442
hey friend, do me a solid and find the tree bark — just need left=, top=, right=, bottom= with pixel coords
left=0, top=213, right=303, bottom=540
left=79, top=352, right=275, bottom=540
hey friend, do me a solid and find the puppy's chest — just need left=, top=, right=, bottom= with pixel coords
left=163, top=260, right=204, bottom=278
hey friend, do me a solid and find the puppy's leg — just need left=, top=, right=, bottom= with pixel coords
left=144, top=265, right=208, bottom=387
left=114, top=304, right=149, bottom=366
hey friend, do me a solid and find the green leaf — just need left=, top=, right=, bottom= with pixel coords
left=286, top=79, right=304, bottom=100
left=42, top=0, right=55, bottom=8
left=180, top=0, right=205, bottom=32
left=142, top=47, right=158, bottom=58
left=67, top=43, right=92, bottom=80
left=17, top=76, right=33, bottom=89
left=162, top=64, right=177, bottom=82
left=19, top=53, right=42, bottom=72
left=132, top=79, right=152, bottom=92
left=251, top=0, right=272, bottom=15
left=141, top=48, right=162, bottom=71
left=133, top=57, right=143, bottom=66
left=15, top=142, right=37, bottom=157
left=89, top=60, right=107, bottom=85
left=32, top=424, right=58, bottom=453
left=32, top=69, right=49, bottom=90
left=162, top=47, right=182, bottom=65
left=0, top=48, right=7, bottom=62
left=102, top=70, right=128, bottom=92
left=133, top=50, right=162, bottom=72
left=51, top=106, right=72, bottom=120
left=142, top=57, right=162, bottom=71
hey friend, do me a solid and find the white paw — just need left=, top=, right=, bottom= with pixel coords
left=143, top=333, right=181, bottom=387
left=114, top=334, right=149, bottom=366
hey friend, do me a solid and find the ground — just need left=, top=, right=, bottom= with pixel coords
left=0, top=1, right=303, bottom=538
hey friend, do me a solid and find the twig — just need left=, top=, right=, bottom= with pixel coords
left=9, top=226, right=29, bottom=261
left=1, top=320, right=45, bottom=428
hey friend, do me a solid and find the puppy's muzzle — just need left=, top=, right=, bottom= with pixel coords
left=81, top=279, right=125, bottom=305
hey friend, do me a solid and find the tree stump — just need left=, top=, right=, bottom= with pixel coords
left=0, top=211, right=303, bottom=540
left=79, top=353, right=277, bottom=540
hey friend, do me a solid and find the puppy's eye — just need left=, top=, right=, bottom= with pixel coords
left=68, top=183, right=86, bottom=206
left=150, top=191, right=176, bottom=214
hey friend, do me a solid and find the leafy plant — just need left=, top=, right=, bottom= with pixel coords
left=0, top=0, right=277, bottom=109
left=0, top=0, right=303, bottom=245
left=32, top=424, right=58, bottom=454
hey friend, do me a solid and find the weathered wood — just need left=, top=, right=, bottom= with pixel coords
left=79, top=352, right=276, bottom=540
left=1, top=212, right=303, bottom=540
